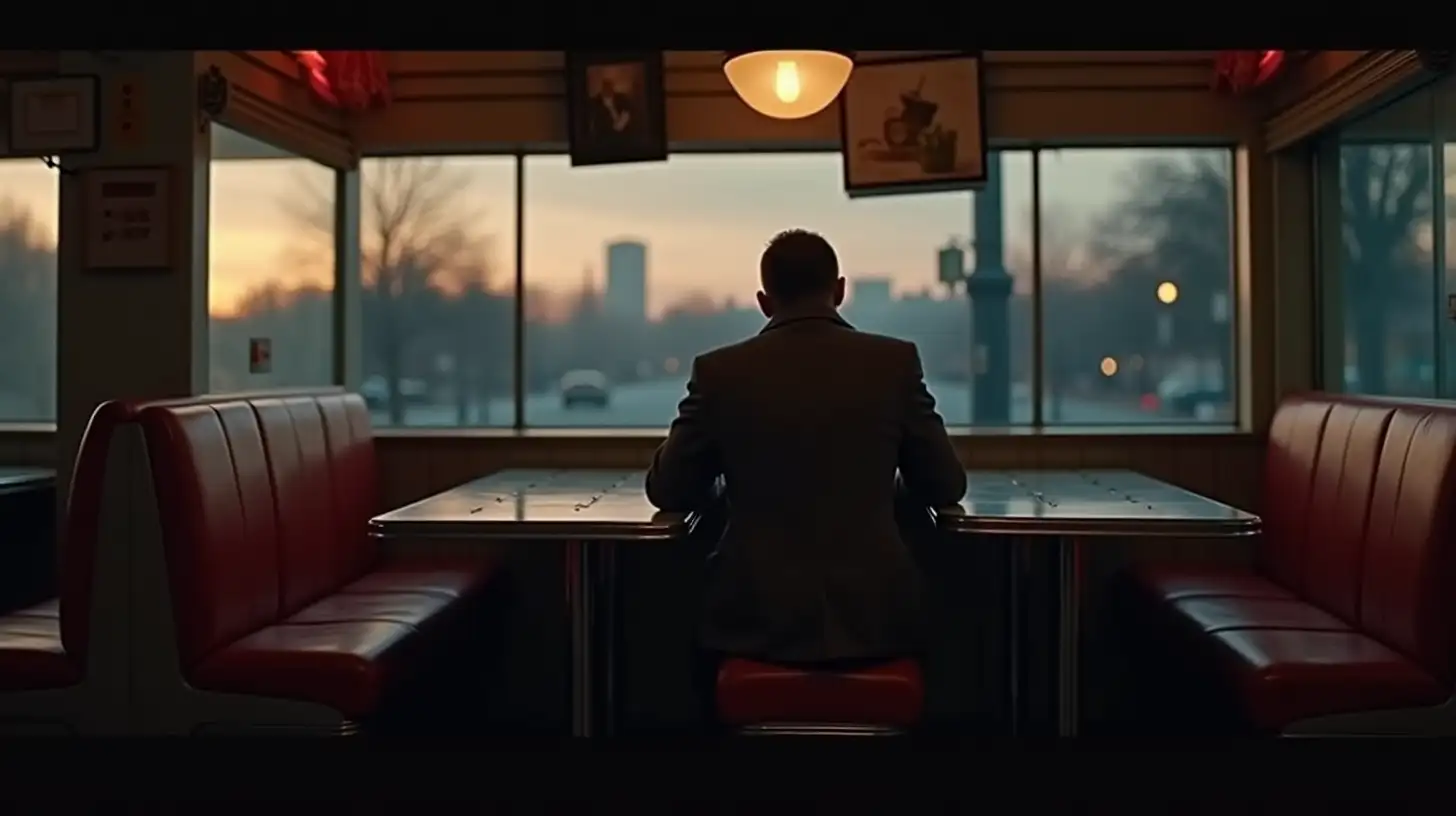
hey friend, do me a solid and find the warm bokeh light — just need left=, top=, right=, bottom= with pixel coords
left=1099, top=357, right=1118, bottom=377
left=724, top=51, right=853, bottom=120
left=1156, top=281, right=1179, bottom=304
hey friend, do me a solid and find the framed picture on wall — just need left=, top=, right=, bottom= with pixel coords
left=839, top=52, right=987, bottom=198
left=565, top=51, right=669, bottom=167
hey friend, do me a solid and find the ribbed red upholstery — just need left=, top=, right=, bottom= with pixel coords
left=716, top=658, right=924, bottom=727
left=1130, top=394, right=1456, bottom=731
left=1255, top=396, right=1331, bottom=595
left=139, top=392, right=499, bottom=719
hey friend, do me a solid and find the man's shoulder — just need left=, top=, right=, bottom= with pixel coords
left=849, top=330, right=917, bottom=353
left=690, top=340, right=750, bottom=376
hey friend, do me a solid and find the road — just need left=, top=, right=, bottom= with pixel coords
left=371, top=378, right=1156, bottom=428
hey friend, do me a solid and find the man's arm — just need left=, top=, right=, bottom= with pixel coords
left=897, top=343, right=967, bottom=507
left=645, top=356, right=723, bottom=512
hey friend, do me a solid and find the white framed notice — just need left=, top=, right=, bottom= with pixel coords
left=84, top=167, right=172, bottom=271
left=7, top=75, right=99, bottom=155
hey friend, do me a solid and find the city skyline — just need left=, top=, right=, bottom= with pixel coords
left=1, top=147, right=1209, bottom=321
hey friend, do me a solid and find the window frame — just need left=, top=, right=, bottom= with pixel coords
left=342, top=145, right=1246, bottom=435
left=0, top=157, right=61, bottom=431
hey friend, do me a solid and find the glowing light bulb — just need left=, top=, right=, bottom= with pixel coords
left=723, top=50, right=853, bottom=120
left=774, top=61, right=801, bottom=103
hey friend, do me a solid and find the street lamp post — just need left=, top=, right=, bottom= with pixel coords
left=967, top=152, right=1012, bottom=425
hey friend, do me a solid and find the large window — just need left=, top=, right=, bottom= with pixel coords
left=0, top=160, right=58, bottom=423
left=522, top=153, right=1033, bottom=428
left=1322, top=84, right=1444, bottom=398
left=357, top=157, right=517, bottom=428
left=1040, top=149, right=1236, bottom=424
left=209, top=126, right=336, bottom=392
left=357, top=147, right=1238, bottom=430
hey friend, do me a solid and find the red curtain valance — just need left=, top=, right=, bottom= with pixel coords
left=1213, top=50, right=1286, bottom=94
left=292, top=51, right=391, bottom=111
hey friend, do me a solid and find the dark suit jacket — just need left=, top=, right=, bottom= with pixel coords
left=645, top=307, right=967, bottom=663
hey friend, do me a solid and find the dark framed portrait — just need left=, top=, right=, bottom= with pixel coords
left=565, top=51, right=669, bottom=168
left=839, top=52, right=988, bottom=198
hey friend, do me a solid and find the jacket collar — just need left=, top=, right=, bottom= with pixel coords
left=759, top=306, right=854, bottom=335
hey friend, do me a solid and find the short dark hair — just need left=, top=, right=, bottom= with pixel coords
left=759, top=229, right=839, bottom=302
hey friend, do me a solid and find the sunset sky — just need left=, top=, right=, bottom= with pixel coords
left=0, top=145, right=1226, bottom=320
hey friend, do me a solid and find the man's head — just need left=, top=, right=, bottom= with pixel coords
left=756, top=229, right=845, bottom=318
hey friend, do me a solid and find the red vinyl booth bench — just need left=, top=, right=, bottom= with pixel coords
left=127, top=391, right=501, bottom=735
left=716, top=658, right=924, bottom=736
left=0, top=399, right=160, bottom=733
left=1126, top=394, right=1456, bottom=736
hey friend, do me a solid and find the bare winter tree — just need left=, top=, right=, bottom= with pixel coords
left=0, top=200, right=57, bottom=420
left=285, top=158, right=498, bottom=424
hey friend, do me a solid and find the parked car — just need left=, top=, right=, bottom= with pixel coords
left=560, top=369, right=610, bottom=409
left=1156, top=372, right=1228, bottom=420
left=361, top=375, right=429, bottom=411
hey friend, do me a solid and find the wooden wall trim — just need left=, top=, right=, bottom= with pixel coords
left=204, top=51, right=356, bottom=169
left=357, top=51, right=1257, bottom=152
left=1263, top=51, right=1427, bottom=150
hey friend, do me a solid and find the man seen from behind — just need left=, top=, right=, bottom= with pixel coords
left=644, top=228, right=967, bottom=724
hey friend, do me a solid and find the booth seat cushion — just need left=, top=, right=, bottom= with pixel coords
left=186, top=568, right=501, bottom=720
left=190, top=619, right=419, bottom=719
left=0, top=600, right=80, bottom=691
left=1206, top=628, right=1448, bottom=731
left=1132, top=564, right=1295, bottom=604
left=1170, top=596, right=1351, bottom=635
left=341, top=556, right=502, bottom=602
left=716, top=658, right=924, bottom=727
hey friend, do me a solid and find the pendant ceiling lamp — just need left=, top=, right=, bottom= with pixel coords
left=723, top=50, right=855, bottom=120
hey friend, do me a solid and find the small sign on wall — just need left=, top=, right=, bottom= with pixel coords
left=83, top=167, right=171, bottom=271
left=248, top=338, right=272, bottom=374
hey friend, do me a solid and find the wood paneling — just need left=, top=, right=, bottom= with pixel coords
left=0, top=430, right=57, bottom=470
left=360, top=50, right=1259, bottom=153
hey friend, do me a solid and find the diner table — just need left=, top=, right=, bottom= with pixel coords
left=0, top=467, right=54, bottom=499
left=937, top=469, right=1261, bottom=738
left=0, top=467, right=58, bottom=611
left=368, top=469, right=690, bottom=738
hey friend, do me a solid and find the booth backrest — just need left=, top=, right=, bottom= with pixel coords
left=252, top=395, right=378, bottom=617
left=1359, top=404, right=1456, bottom=680
left=138, top=392, right=379, bottom=669
left=58, top=400, right=144, bottom=662
left=1257, top=397, right=1330, bottom=593
left=1259, top=394, right=1456, bottom=681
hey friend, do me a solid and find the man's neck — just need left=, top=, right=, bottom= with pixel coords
left=772, top=299, right=838, bottom=319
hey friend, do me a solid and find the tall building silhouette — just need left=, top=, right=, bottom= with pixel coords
left=604, top=240, right=647, bottom=326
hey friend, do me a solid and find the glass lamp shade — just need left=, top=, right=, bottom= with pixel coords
left=722, top=50, right=854, bottom=120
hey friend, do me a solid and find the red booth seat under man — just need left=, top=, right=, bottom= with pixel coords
left=1127, top=394, right=1456, bottom=735
left=130, top=390, right=501, bottom=733
left=717, top=658, right=924, bottom=735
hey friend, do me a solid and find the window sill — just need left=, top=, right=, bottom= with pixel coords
left=0, top=423, right=58, bottom=436
left=0, top=423, right=1258, bottom=441
left=373, top=424, right=1257, bottom=441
